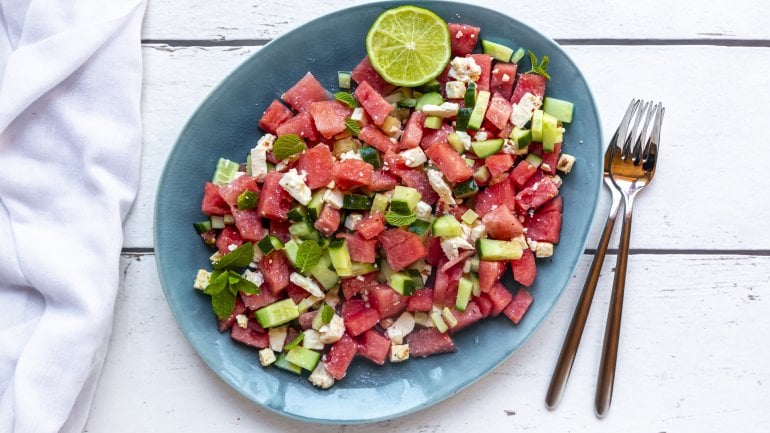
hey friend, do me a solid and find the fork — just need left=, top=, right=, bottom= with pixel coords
left=594, top=100, right=664, bottom=417
left=545, top=100, right=637, bottom=410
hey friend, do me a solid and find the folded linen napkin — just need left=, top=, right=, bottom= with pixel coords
left=0, top=1, right=147, bottom=432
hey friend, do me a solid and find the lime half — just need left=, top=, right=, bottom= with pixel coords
left=366, top=6, right=451, bottom=87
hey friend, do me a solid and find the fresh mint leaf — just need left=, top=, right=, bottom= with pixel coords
left=385, top=210, right=417, bottom=227
left=321, top=303, right=335, bottom=324
left=526, top=50, right=551, bottom=80
left=284, top=333, right=304, bottom=351
left=230, top=272, right=259, bottom=295
left=345, top=118, right=362, bottom=136
left=334, top=92, right=358, bottom=109
left=203, top=270, right=228, bottom=295
left=236, top=190, right=259, bottom=210
left=273, top=134, right=306, bottom=161
left=213, top=243, right=254, bottom=270
left=211, top=287, right=236, bottom=320
left=295, top=240, right=322, bottom=274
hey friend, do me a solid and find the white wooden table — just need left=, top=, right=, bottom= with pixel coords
left=86, top=1, right=770, bottom=431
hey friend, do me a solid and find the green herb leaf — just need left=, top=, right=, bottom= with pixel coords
left=213, top=243, right=254, bottom=270
left=236, top=190, right=259, bottom=210
left=334, top=91, right=358, bottom=109
left=273, top=134, right=307, bottom=161
left=295, top=240, right=322, bottom=274
left=284, top=333, right=304, bottom=351
left=385, top=211, right=418, bottom=227
left=203, top=270, right=228, bottom=295
left=230, top=272, right=260, bottom=295
left=211, top=287, right=236, bottom=320
left=345, top=118, right=362, bottom=136
left=526, top=50, right=551, bottom=80
left=321, top=303, right=335, bottom=324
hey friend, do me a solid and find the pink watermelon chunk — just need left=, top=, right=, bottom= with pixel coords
left=503, top=289, right=534, bottom=324
left=230, top=320, right=269, bottom=349
left=332, top=159, right=374, bottom=191
left=485, top=153, right=514, bottom=179
left=478, top=260, right=506, bottom=293
left=351, top=56, right=397, bottom=96
left=275, top=111, right=318, bottom=142
left=450, top=301, right=483, bottom=332
left=241, top=289, right=278, bottom=311
left=356, top=329, right=392, bottom=365
left=407, top=328, right=456, bottom=357
left=216, top=225, right=243, bottom=254
left=231, top=208, right=266, bottom=242
left=314, top=205, right=341, bottom=236
left=525, top=196, right=563, bottom=243
left=434, top=257, right=464, bottom=305
left=202, top=182, right=230, bottom=216
left=296, top=144, right=334, bottom=189
left=218, top=174, right=260, bottom=207
left=310, top=100, right=352, bottom=139
left=359, top=124, right=397, bottom=154
left=336, top=232, right=376, bottom=263
left=447, top=23, right=480, bottom=56
left=510, top=158, right=538, bottom=188
left=367, top=283, right=408, bottom=319
left=490, top=63, right=518, bottom=101
left=515, top=175, right=559, bottom=213
left=324, top=333, right=357, bottom=380
left=485, top=92, right=513, bottom=130
left=399, top=111, right=425, bottom=149
left=511, top=73, right=547, bottom=104
left=354, top=80, right=393, bottom=125
left=468, top=54, right=492, bottom=92
left=378, top=228, right=428, bottom=272
left=420, top=123, right=454, bottom=150
left=218, top=297, right=247, bottom=332
left=341, top=272, right=378, bottom=300
left=529, top=142, right=562, bottom=174
left=481, top=204, right=524, bottom=240
left=269, top=219, right=292, bottom=243
left=487, top=281, right=513, bottom=316
left=474, top=175, right=516, bottom=217
left=407, top=288, right=434, bottom=312
left=257, top=171, right=294, bottom=221
left=258, top=99, right=293, bottom=134
left=367, top=169, right=399, bottom=192
left=259, top=250, right=291, bottom=295
left=425, top=142, right=473, bottom=183
left=343, top=304, right=380, bottom=337
left=356, top=212, right=385, bottom=240
left=400, top=170, right=439, bottom=205
left=282, top=72, right=331, bottom=112
left=511, top=248, right=537, bottom=287
left=382, top=150, right=410, bottom=177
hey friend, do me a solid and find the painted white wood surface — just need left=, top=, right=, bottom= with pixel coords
left=86, top=254, right=770, bottom=432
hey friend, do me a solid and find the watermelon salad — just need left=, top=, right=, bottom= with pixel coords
left=192, top=20, right=577, bottom=388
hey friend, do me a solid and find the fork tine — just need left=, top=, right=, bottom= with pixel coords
left=612, top=99, right=640, bottom=153
left=622, top=101, right=648, bottom=158
left=643, top=103, right=665, bottom=165
left=632, top=102, right=657, bottom=164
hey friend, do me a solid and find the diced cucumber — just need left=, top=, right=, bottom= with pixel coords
left=415, top=92, right=444, bottom=111
left=424, top=116, right=443, bottom=129
left=193, top=220, right=213, bottom=234
left=257, top=235, right=284, bottom=255
left=255, top=298, right=299, bottom=328
left=408, top=219, right=432, bottom=236
left=467, top=90, right=491, bottom=130
left=328, top=238, right=353, bottom=277
left=283, top=240, right=300, bottom=267
left=442, top=306, right=458, bottom=328
left=212, top=158, right=240, bottom=186
left=359, top=146, right=380, bottom=168
left=210, top=215, right=226, bottom=229
left=350, top=261, right=378, bottom=277
left=333, top=138, right=359, bottom=157
left=289, top=221, right=319, bottom=240
left=526, top=153, right=543, bottom=168
left=473, top=166, right=491, bottom=184
left=510, top=127, right=532, bottom=149
left=397, top=98, right=417, bottom=108
left=542, top=112, right=560, bottom=152
left=307, top=189, right=326, bottom=220
left=453, top=179, right=479, bottom=199
left=543, top=97, right=574, bottom=123
left=430, top=310, right=449, bottom=333
left=311, top=251, right=339, bottom=289
left=388, top=269, right=424, bottom=296
left=285, top=346, right=321, bottom=371
left=455, top=107, right=473, bottom=132
left=447, top=132, right=466, bottom=154
left=461, top=209, right=478, bottom=224
left=237, top=190, right=259, bottom=210
left=464, top=82, right=477, bottom=107
left=342, top=194, right=372, bottom=210
left=390, top=186, right=421, bottom=214
left=456, top=277, right=473, bottom=311
left=223, top=214, right=235, bottom=225
left=476, top=238, right=524, bottom=261
left=469, top=271, right=481, bottom=296
left=432, top=214, right=463, bottom=238
left=531, top=110, right=544, bottom=142
left=370, top=193, right=390, bottom=214
left=481, top=39, right=513, bottom=62
left=511, top=47, right=526, bottom=63
left=274, top=353, right=302, bottom=374
left=471, top=139, right=504, bottom=158
left=416, top=79, right=442, bottom=93
left=337, top=71, right=352, bottom=89
left=288, top=205, right=308, bottom=222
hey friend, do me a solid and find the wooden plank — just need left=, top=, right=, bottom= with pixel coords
left=86, top=253, right=770, bottom=431
left=142, top=0, right=770, bottom=41
left=127, top=44, right=770, bottom=249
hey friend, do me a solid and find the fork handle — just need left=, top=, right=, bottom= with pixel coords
left=595, top=204, right=634, bottom=418
left=545, top=189, right=621, bottom=409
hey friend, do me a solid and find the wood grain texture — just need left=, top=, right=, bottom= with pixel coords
left=142, top=0, right=770, bottom=41
left=127, top=44, right=770, bottom=250
left=85, top=253, right=770, bottom=432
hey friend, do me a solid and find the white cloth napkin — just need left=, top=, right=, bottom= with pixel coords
left=0, top=0, right=146, bottom=432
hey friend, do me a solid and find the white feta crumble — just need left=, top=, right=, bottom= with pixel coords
left=541, top=163, right=552, bottom=172
left=413, top=311, right=434, bottom=328
left=308, top=362, right=335, bottom=389
left=241, top=269, right=264, bottom=287
left=469, top=223, right=487, bottom=243
left=324, top=287, right=340, bottom=308
left=235, top=314, right=249, bottom=329
left=455, top=130, right=473, bottom=151
left=557, top=153, right=577, bottom=174
left=345, top=213, right=363, bottom=230
left=455, top=30, right=464, bottom=38
left=390, top=344, right=410, bottom=363
left=502, top=73, right=511, bottom=83
left=350, top=107, right=365, bottom=122
left=414, top=201, right=433, bottom=220
left=319, top=314, right=345, bottom=344
left=427, top=170, right=456, bottom=205
left=527, top=238, right=538, bottom=251
left=386, top=312, right=415, bottom=345
left=339, top=149, right=362, bottom=161
left=445, top=81, right=467, bottom=99
left=268, top=326, right=288, bottom=352
left=420, top=102, right=460, bottom=118
left=475, top=130, right=489, bottom=141
left=447, top=56, right=482, bottom=83
left=534, top=241, right=554, bottom=258
left=551, top=174, right=563, bottom=188
left=258, top=348, right=276, bottom=367
left=193, top=269, right=211, bottom=290
left=278, top=168, right=311, bottom=205
left=290, top=272, right=325, bottom=298
left=399, top=146, right=428, bottom=167
left=209, top=251, right=224, bottom=263
left=323, top=188, right=344, bottom=210
left=510, top=92, right=543, bottom=128
left=440, top=236, right=475, bottom=261
left=227, top=243, right=238, bottom=252
left=302, top=329, right=325, bottom=351
left=501, top=139, right=517, bottom=155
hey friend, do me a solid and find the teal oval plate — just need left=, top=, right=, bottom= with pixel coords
left=155, top=0, right=602, bottom=424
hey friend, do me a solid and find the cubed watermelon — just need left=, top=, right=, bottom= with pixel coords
left=474, top=294, right=493, bottom=318
left=399, top=111, right=426, bottom=149
left=406, top=328, right=456, bottom=357
left=259, top=99, right=293, bottom=134
left=447, top=23, right=480, bottom=56
left=269, top=219, right=292, bottom=243
left=485, top=153, right=514, bottom=179
left=485, top=92, right=513, bottom=130
left=218, top=297, right=247, bottom=332
left=356, top=329, right=392, bottom=365
left=481, top=204, right=524, bottom=240
left=511, top=247, right=537, bottom=287
left=400, top=170, right=439, bottom=205
left=311, top=100, right=352, bottom=139
left=487, top=281, right=513, bottom=316
left=314, top=205, right=341, bottom=236
left=515, top=175, right=559, bottom=213
left=425, top=236, right=444, bottom=267
left=354, top=80, right=393, bottom=126
left=324, top=333, right=357, bottom=380
left=367, top=169, right=399, bottom=192
left=510, top=73, right=547, bottom=104
left=341, top=272, right=378, bottom=300
left=510, top=158, right=538, bottom=188
left=490, top=63, right=518, bottom=101
left=359, top=124, right=398, bottom=154
left=332, top=159, right=374, bottom=191
left=382, top=150, right=410, bottom=177
left=275, top=111, right=318, bottom=142
left=296, top=144, right=334, bottom=190
left=367, top=283, right=408, bottom=319
left=202, top=182, right=230, bottom=216
left=257, top=171, right=294, bottom=221
left=299, top=310, right=317, bottom=329
left=425, top=142, right=473, bottom=183
left=478, top=259, right=506, bottom=293
left=216, top=225, right=243, bottom=254
left=503, top=289, right=534, bottom=324
left=351, top=56, right=397, bottom=96
left=420, top=123, right=454, bottom=150
left=468, top=54, right=492, bottom=92
left=474, top=175, right=516, bottom=217
left=282, top=72, right=331, bottom=112
left=433, top=257, right=464, bottom=305
left=286, top=282, right=309, bottom=304
left=343, top=305, right=380, bottom=337
left=336, top=232, right=376, bottom=263
left=241, top=289, right=279, bottom=311
left=525, top=197, right=563, bottom=243
left=356, top=212, right=386, bottom=240
left=449, top=301, right=483, bottom=332
left=231, top=208, right=266, bottom=242
left=406, top=287, right=434, bottom=312
left=218, top=174, right=260, bottom=207
left=529, top=142, right=562, bottom=174
left=260, top=250, right=291, bottom=295
left=230, top=321, right=269, bottom=349
left=378, top=228, right=428, bottom=271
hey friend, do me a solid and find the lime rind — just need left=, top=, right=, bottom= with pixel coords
left=366, top=6, right=451, bottom=87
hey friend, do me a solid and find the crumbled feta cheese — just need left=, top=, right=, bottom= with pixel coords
left=455, top=130, right=473, bottom=151
left=339, top=149, right=362, bottom=161
left=241, top=269, right=264, bottom=287
left=268, top=326, right=288, bottom=352
left=250, top=148, right=268, bottom=182
left=527, top=238, right=538, bottom=251
left=345, top=213, right=363, bottom=230
left=501, top=139, right=517, bottom=155
left=455, top=30, right=463, bottom=38
left=236, top=314, right=249, bottom=329
left=326, top=180, right=336, bottom=189
left=323, top=188, right=344, bottom=210
left=414, top=201, right=433, bottom=220
left=399, top=146, right=428, bottom=167
left=440, top=236, right=475, bottom=261
left=541, top=163, right=552, bottom=172
left=302, top=329, right=325, bottom=350
left=324, top=287, right=340, bottom=308
left=427, top=170, right=456, bottom=205
left=447, top=56, right=482, bottom=83
left=475, top=130, right=489, bottom=142
left=390, top=344, right=410, bottom=362
left=258, top=348, right=276, bottom=367
left=510, top=92, right=543, bottom=128
left=557, top=153, right=576, bottom=174
left=386, top=312, right=415, bottom=345
left=193, top=269, right=211, bottom=290
left=226, top=243, right=237, bottom=252
left=278, top=168, right=311, bottom=205
left=274, top=160, right=289, bottom=172
left=209, top=251, right=224, bottom=263
left=502, top=73, right=511, bottom=83
left=319, top=314, right=345, bottom=344
left=469, top=223, right=486, bottom=243
left=308, top=362, right=335, bottom=389
left=534, top=241, right=554, bottom=258
left=290, top=272, right=325, bottom=298
left=413, top=311, right=434, bottom=328
left=350, top=107, right=365, bottom=122
left=420, top=102, right=460, bottom=118
left=445, top=81, right=466, bottom=99
left=551, top=174, right=563, bottom=188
